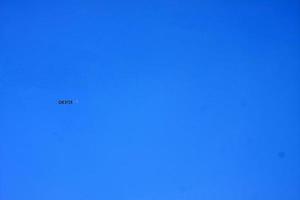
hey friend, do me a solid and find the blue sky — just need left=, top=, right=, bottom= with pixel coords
left=1, top=0, right=300, bottom=199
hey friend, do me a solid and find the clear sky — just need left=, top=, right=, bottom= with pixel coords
left=1, top=0, right=300, bottom=199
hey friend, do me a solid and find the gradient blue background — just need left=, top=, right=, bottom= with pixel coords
left=1, top=0, right=300, bottom=199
